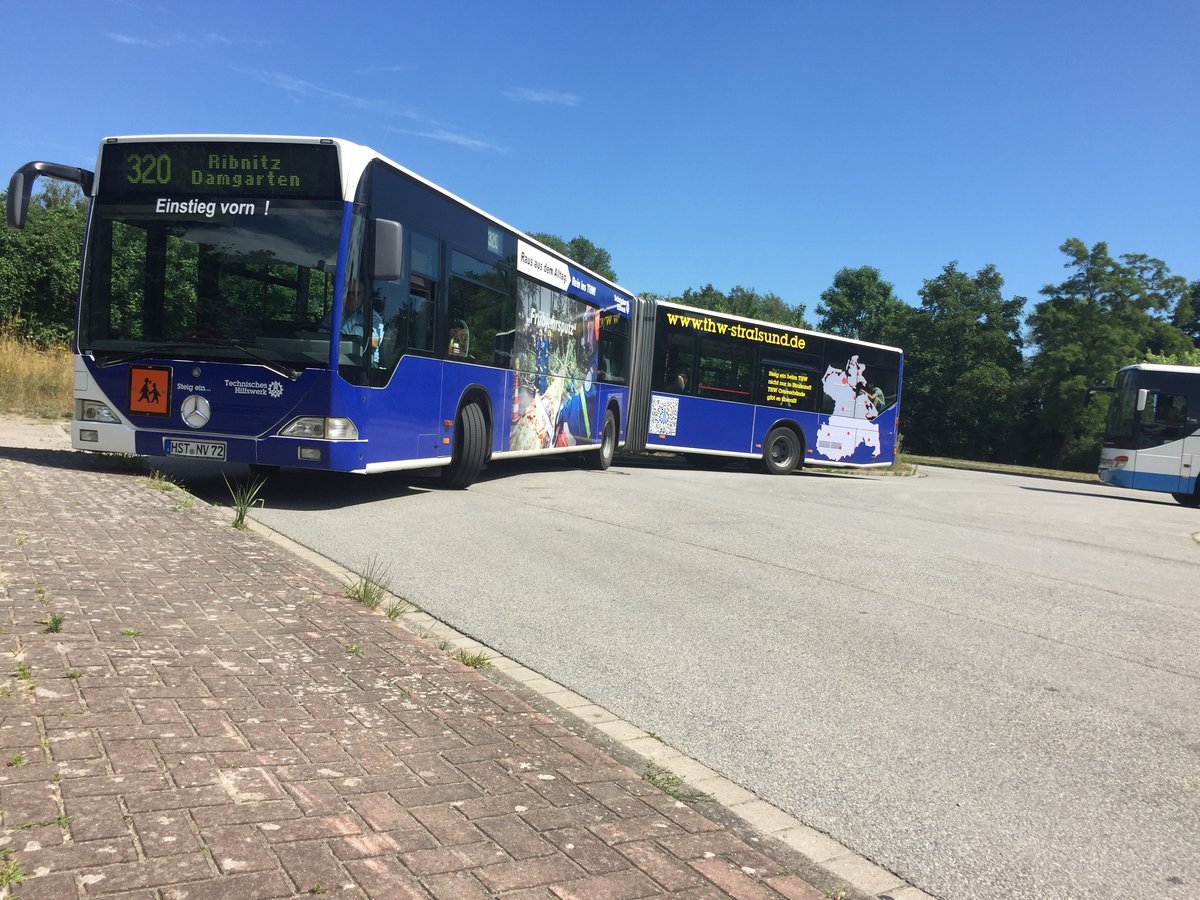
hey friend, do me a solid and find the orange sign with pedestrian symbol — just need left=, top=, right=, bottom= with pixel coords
left=129, top=366, right=170, bottom=417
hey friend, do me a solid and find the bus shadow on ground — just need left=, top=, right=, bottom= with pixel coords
left=1019, top=484, right=1178, bottom=506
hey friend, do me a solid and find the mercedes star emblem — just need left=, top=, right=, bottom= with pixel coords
left=181, top=394, right=211, bottom=429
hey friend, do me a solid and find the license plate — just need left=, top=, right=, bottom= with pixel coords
left=163, top=438, right=226, bottom=460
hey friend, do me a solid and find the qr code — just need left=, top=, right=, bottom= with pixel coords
left=649, top=396, right=680, bottom=437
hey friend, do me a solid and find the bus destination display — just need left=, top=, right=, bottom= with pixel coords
left=99, top=142, right=341, bottom=199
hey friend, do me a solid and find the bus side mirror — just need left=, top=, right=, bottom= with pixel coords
left=7, top=161, right=94, bottom=229
left=1136, top=388, right=1149, bottom=412
left=373, top=219, right=403, bottom=281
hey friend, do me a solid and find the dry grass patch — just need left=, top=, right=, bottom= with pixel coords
left=0, top=335, right=72, bottom=418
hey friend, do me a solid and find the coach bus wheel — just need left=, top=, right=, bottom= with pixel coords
left=442, top=402, right=487, bottom=489
left=1172, top=486, right=1200, bottom=507
left=761, top=427, right=801, bottom=476
left=585, top=409, right=617, bottom=471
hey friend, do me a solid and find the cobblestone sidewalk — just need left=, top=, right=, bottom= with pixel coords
left=0, top=434, right=843, bottom=899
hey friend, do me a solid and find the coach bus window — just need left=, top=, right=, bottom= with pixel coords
left=598, top=313, right=628, bottom=383
left=448, top=251, right=514, bottom=367
left=697, top=338, right=752, bottom=402
left=660, top=333, right=696, bottom=394
left=376, top=230, right=438, bottom=375
left=1138, top=392, right=1188, bottom=447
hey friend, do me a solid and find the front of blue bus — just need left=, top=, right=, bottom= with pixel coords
left=72, top=136, right=368, bottom=471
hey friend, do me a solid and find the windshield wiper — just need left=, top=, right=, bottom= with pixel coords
left=93, top=340, right=299, bottom=380
left=204, top=340, right=300, bottom=381
left=94, top=343, right=197, bottom=368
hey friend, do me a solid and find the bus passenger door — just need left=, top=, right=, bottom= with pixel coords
left=1134, top=390, right=1190, bottom=493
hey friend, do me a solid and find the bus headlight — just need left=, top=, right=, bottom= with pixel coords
left=280, top=417, right=359, bottom=440
left=79, top=400, right=120, bottom=424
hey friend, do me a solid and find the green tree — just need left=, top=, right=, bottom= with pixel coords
left=1024, top=239, right=1194, bottom=468
left=1172, top=280, right=1200, bottom=344
left=676, top=282, right=809, bottom=329
left=815, top=266, right=905, bottom=344
left=0, top=183, right=86, bottom=344
left=898, top=263, right=1025, bottom=460
left=528, top=232, right=618, bottom=282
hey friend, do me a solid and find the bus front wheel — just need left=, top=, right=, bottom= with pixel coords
left=585, top=409, right=617, bottom=470
left=761, top=427, right=801, bottom=476
left=442, top=402, right=487, bottom=489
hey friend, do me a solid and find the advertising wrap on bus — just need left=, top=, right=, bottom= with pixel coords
left=517, top=239, right=631, bottom=316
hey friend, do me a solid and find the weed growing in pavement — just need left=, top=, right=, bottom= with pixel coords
left=641, top=763, right=714, bottom=803
left=223, top=474, right=267, bottom=529
left=65, top=669, right=83, bottom=680
left=35, top=613, right=65, bottom=633
left=13, top=663, right=36, bottom=692
left=119, top=628, right=142, bottom=637
left=15, top=534, right=28, bottom=547
left=34, top=585, right=47, bottom=603
left=344, top=556, right=391, bottom=611
left=171, top=496, right=194, bottom=512
left=0, top=846, right=25, bottom=891
left=6, top=752, right=28, bottom=768
left=384, top=599, right=413, bottom=620
left=139, top=469, right=177, bottom=492
left=451, top=648, right=492, bottom=669
left=346, top=645, right=365, bottom=658
left=308, top=884, right=327, bottom=895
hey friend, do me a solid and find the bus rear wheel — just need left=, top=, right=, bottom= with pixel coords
left=1172, top=487, right=1200, bottom=507
left=585, top=409, right=617, bottom=470
left=761, top=427, right=801, bottom=476
left=442, top=402, right=487, bottom=489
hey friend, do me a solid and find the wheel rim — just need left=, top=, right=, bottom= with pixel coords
left=771, top=435, right=794, bottom=468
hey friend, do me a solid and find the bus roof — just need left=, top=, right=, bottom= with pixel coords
left=1119, top=362, right=1200, bottom=375
left=656, top=298, right=904, bottom=354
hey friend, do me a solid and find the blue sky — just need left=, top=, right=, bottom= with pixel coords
left=5, top=1, right=1198, bottom=321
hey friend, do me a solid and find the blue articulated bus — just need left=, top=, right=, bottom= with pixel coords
left=8, top=134, right=902, bottom=486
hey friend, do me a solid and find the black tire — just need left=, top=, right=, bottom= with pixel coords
left=441, top=402, right=487, bottom=489
left=1172, top=487, right=1200, bottom=507
left=585, top=409, right=617, bottom=470
left=761, top=426, right=801, bottom=475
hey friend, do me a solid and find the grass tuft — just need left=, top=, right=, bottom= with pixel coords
left=384, top=599, right=414, bottom=620
left=35, top=613, right=66, bottom=633
left=0, top=845, right=26, bottom=890
left=451, top=648, right=492, bottom=669
left=138, top=469, right=178, bottom=492
left=641, top=763, right=714, bottom=803
left=223, top=474, right=267, bottom=529
left=344, top=556, right=392, bottom=611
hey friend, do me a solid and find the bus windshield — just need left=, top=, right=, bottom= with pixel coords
left=1103, top=368, right=1138, bottom=444
left=80, top=198, right=343, bottom=374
